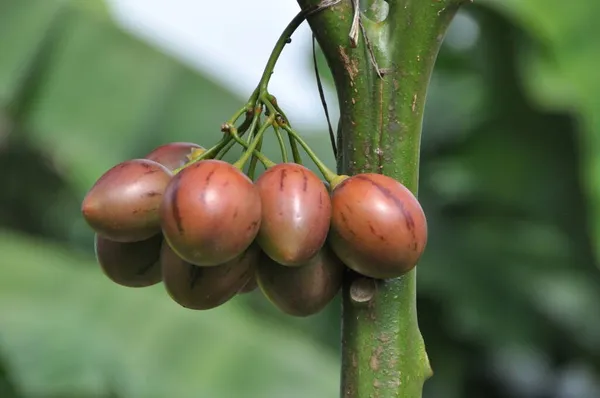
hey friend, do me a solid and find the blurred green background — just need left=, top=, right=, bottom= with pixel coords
left=1, top=0, right=600, bottom=397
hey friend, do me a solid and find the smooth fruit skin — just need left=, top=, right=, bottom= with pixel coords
left=329, top=173, right=427, bottom=279
left=94, top=233, right=162, bottom=287
left=145, top=142, right=203, bottom=171
left=256, top=246, right=344, bottom=317
left=160, top=159, right=262, bottom=266
left=255, top=163, right=331, bottom=266
left=161, top=242, right=257, bottom=310
left=82, top=159, right=173, bottom=242
left=238, top=274, right=257, bottom=294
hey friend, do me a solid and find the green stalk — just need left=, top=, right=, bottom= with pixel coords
left=281, top=124, right=338, bottom=183
left=273, top=124, right=289, bottom=163
left=257, top=1, right=341, bottom=94
left=265, top=96, right=303, bottom=164
left=232, top=118, right=277, bottom=169
left=297, top=0, right=466, bottom=396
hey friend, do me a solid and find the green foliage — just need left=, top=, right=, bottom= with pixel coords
left=483, top=0, right=600, bottom=263
left=0, top=231, right=338, bottom=398
left=0, top=0, right=599, bottom=397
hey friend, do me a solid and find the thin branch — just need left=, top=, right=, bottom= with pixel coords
left=312, top=35, right=337, bottom=158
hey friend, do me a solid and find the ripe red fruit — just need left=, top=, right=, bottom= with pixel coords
left=255, top=163, right=331, bottom=266
left=329, top=173, right=427, bottom=279
left=145, top=142, right=203, bottom=171
left=81, top=159, right=172, bottom=242
left=160, top=159, right=262, bottom=266
left=256, top=246, right=344, bottom=317
left=161, top=243, right=258, bottom=310
left=94, top=234, right=162, bottom=287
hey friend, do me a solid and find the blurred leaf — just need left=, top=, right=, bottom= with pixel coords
left=0, top=0, right=241, bottom=196
left=482, top=0, right=600, bottom=264
left=0, top=0, right=63, bottom=103
left=0, top=231, right=339, bottom=398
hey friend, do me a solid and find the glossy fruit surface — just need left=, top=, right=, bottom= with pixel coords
left=255, top=163, right=331, bottom=266
left=145, top=142, right=203, bottom=171
left=161, top=242, right=258, bottom=310
left=94, top=233, right=163, bottom=287
left=238, top=273, right=257, bottom=294
left=82, top=159, right=172, bottom=242
left=160, top=159, right=261, bottom=266
left=329, top=173, right=427, bottom=279
left=256, top=246, right=344, bottom=317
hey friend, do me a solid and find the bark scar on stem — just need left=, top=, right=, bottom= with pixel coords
left=339, top=46, right=359, bottom=84
left=370, top=346, right=383, bottom=371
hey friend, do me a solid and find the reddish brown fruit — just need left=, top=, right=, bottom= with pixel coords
left=255, top=163, right=331, bottom=266
left=256, top=246, right=344, bottom=317
left=329, top=173, right=427, bottom=279
left=82, top=159, right=172, bottom=242
left=145, top=142, right=203, bottom=171
left=238, top=274, right=257, bottom=294
left=161, top=242, right=258, bottom=310
left=94, top=234, right=162, bottom=287
left=160, top=159, right=262, bottom=266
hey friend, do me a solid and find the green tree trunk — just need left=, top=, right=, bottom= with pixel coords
left=297, top=0, right=468, bottom=396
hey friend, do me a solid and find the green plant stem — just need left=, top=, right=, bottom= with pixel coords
left=273, top=124, right=289, bottom=163
left=215, top=138, right=237, bottom=161
left=256, top=2, right=339, bottom=94
left=265, top=95, right=303, bottom=164
left=261, top=96, right=289, bottom=163
left=247, top=135, right=264, bottom=180
left=288, top=131, right=303, bottom=164
left=281, top=124, right=338, bottom=183
left=297, top=0, right=466, bottom=396
left=232, top=119, right=277, bottom=169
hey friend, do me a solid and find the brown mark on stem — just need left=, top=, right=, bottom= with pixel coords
left=338, top=45, right=358, bottom=84
left=370, top=345, right=383, bottom=373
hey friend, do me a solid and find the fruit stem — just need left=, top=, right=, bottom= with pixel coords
left=247, top=134, right=264, bottom=180
left=288, top=132, right=303, bottom=165
left=272, top=123, right=288, bottom=163
left=280, top=123, right=338, bottom=183
left=231, top=119, right=277, bottom=169
left=215, top=135, right=238, bottom=161
left=298, top=0, right=466, bottom=396
left=256, top=0, right=342, bottom=95
left=266, top=95, right=303, bottom=164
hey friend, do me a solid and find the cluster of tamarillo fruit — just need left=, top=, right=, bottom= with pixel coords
left=81, top=140, right=427, bottom=317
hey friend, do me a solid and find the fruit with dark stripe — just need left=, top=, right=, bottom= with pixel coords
left=255, top=163, right=331, bottom=266
left=81, top=159, right=173, bottom=242
left=145, top=142, right=203, bottom=171
left=329, top=173, right=427, bottom=279
left=161, top=242, right=258, bottom=310
left=94, top=233, right=163, bottom=287
left=160, top=159, right=262, bottom=266
left=256, top=246, right=344, bottom=317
